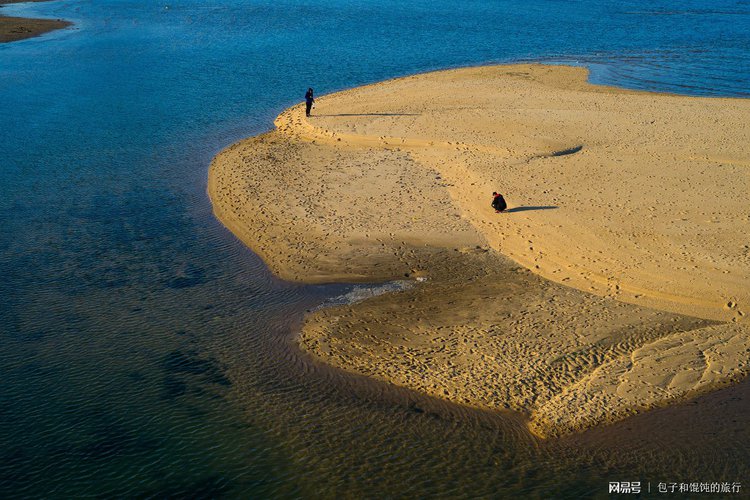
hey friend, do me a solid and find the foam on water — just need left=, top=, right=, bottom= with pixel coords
left=317, top=281, right=414, bottom=309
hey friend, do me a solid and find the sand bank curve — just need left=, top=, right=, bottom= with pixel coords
left=209, top=64, right=750, bottom=436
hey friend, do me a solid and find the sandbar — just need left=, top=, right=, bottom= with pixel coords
left=209, top=64, right=750, bottom=437
left=1, top=0, right=70, bottom=43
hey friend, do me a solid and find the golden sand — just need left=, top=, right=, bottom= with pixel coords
left=209, top=64, right=750, bottom=437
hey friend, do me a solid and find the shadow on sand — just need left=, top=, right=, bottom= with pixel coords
left=315, top=113, right=421, bottom=117
left=504, top=206, right=558, bottom=213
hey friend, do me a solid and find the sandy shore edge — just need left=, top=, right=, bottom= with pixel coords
left=1, top=0, right=71, bottom=43
left=209, top=64, right=750, bottom=437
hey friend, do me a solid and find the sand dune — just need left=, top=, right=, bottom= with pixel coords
left=209, top=64, right=750, bottom=436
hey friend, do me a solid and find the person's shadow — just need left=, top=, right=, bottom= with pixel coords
left=315, top=113, right=420, bottom=117
left=504, top=206, right=558, bottom=213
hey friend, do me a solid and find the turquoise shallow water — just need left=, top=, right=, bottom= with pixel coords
left=1, top=0, right=749, bottom=497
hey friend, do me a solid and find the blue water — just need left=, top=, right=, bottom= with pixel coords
left=1, top=0, right=749, bottom=497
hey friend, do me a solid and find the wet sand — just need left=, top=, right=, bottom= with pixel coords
left=1, top=0, right=70, bottom=43
left=209, top=64, right=750, bottom=437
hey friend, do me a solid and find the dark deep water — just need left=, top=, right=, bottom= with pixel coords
left=1, top=0, right=749, bottom=497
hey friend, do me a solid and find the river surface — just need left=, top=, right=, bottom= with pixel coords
left=1, top=0, right=749, bottom=497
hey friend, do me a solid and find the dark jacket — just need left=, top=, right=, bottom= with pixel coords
left=492, top=194, right=507, bottom=211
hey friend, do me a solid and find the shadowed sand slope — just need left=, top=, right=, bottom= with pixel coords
left=209, top=64, right=750, bottom=437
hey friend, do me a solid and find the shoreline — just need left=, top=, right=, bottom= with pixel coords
left=208, top=64, right=750, bottom=437
left=1, top=0, right=70, bottom=43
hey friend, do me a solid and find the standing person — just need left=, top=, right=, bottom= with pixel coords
left=305, top=88, right=315, bottom=117
left=491, top=192, right=507, bottom=213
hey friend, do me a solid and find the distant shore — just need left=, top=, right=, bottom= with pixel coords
left=1, top=0, right=70, bottom=43
left=208, top=64, right=750, bottom=437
